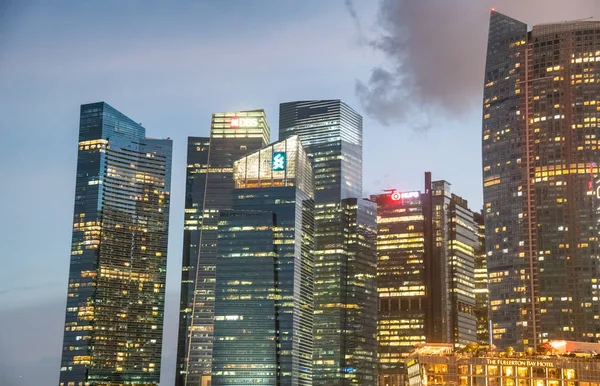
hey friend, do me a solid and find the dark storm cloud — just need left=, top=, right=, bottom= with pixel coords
left=355, top=0, right=599, bottom=128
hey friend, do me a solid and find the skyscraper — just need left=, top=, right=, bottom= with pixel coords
left=279, top=100, right=377, bottom=385
left=372, top=173, right=481, bottom=386
left=176, top=111, right=270, bottom=386
left=483, top=11, right=600, bottom=349
left=312, top=198, right=378, bottom=385
left=59, top=102, right=172, bottom=386
left=279, top=100, right=362, bottom=203
left=473, top=212, right=490, bottom=345
left=211, top=136, right=314, bottom=385
left=177, top=136, right=210, bottom=385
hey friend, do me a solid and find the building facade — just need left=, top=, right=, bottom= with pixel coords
left=59, top=102, right=172, bottom=386
left=447, top=193, right=480, bottom=347
left=279, top=100, right=363, bottom=203
left=473, top=212, right=490, bottom=346
left=482, top=11, right=600, bottom=349
left=372, top=173, right=482, bottom=386
left=373, top=188, right=429, bottom=379
left=405, top=342, right=600, bottom=386
left=211, top=136, right=315, bottom=385
left=279, top=100, right=378, bottom=385
left=177, top=136, right=210, bottom=385
left=311, top=198, right=378, bottom=385
left=176, top=111, right=270, bottom=386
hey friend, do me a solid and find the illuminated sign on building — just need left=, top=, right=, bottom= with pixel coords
left=272, top=152, right=286, bottom=171
left=230, top=118, right=259, bottom=128
left=485, top=359, right=555, bottom=368
left=390, top=191, right=420, bottom=201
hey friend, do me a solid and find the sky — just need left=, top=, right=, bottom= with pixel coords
left=0, top=1, right=598, bottom=385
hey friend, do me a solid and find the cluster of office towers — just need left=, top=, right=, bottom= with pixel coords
left=58, top=11, right=600, bottom=386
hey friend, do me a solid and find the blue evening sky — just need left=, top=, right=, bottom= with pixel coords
left=0, top=1, right=597, bottom=385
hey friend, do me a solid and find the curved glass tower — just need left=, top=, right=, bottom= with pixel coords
left=483, top=11, right=600, bottom=349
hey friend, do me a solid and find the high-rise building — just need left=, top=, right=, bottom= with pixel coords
left=279, top=100, right=378, bottom=385
left=279, top=100, right=362, bottom=203
left=446, top=191, right=479, bottom=347
left=176, top=111, right=270, bottom=386
left=311, top=198, right=378, bottom=385
left=482, top=11, right=600, bottom=349
left=211, top=136, right=315, bottom=385
left=372, top=173, right=481, bottom=386
left=176, top=136, right=210, bottom=385
left=473, top=212, right=490, bottom=345
left=59, top=102, right=172, bottom=386
left=373, top=188, right=428, bottom=381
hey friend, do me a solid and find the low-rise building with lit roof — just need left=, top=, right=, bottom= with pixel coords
left=403, top=341, right=600, bottom=386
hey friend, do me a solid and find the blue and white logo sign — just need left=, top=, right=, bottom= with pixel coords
left=272, top=152, right=286, bottom=171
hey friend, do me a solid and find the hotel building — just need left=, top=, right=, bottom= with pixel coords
left=405, top=342, right=600, bottom=386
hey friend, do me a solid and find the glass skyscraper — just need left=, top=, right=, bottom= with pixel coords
left=312, top=198, right=378, bottom=385
left=372, top=173, right=481, bottom=386
left=279, top=100, right=362, bottom=203
left=279, top=100, right=377, bottom=385
left=211, top=136, right=315, bottom=385
left=176, top=111, right=270, bottom=386
left=372, top=189, right=428, bottom=380
left=177, top=136, right=210, bottom=385
left=473, top=212, right=490, bottom=345
left=483, top=11, right=600, bottom=349
left=59, top=102, right=172, bottom=386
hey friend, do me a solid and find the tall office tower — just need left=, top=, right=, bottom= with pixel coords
left=177, top=136, right=210, bottom=385
left=176, top=111, right=270, bottom=386
left=59, top=102, right=172, bottom=386
left=279, top=100, right=362, bottom=203
left=279, top=101, right=377, bottom=385
left=372, top=173, right=480, bottom=386
left=473, top=212, right=490, bottom=345
left=483, top=11, right=600, bottom=349
left=311, top=198, right=378, bottom=385
left=211, top=136, right=315, bottom=385
left=446, top=192, right=479, bottom=347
